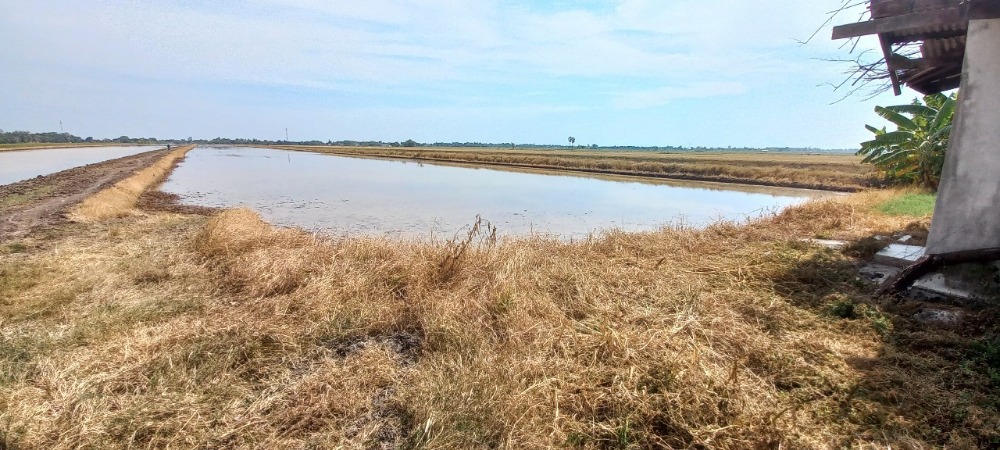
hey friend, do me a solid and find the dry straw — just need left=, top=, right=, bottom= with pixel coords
left=4, top=189, right=995, bottom=449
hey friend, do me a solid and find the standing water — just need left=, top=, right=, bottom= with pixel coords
left=0, top=146, right=161, bottom=186
left=161, top=147, right=829, bottom=239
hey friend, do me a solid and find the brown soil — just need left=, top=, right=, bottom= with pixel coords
left=0, top=149, right=169, bottom=241
left=275, top=145, right=871, bottom=192
left=136, top=190, right=219, bottom=215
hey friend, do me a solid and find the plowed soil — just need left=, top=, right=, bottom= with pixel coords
left=0, top=149, right=170, bottom=241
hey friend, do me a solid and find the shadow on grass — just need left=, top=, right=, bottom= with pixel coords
left=770, top=245, right=1000, bottom=448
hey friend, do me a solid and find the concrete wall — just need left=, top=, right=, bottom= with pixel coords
left=926, top=19, right=1000, bottom=254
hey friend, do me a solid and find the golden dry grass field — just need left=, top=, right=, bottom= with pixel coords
left=276, top=146, right=875, bottom=192
left=2, top=177, right=998, bottom=448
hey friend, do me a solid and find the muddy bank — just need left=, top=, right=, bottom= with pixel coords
left=0, top=149, right=170, bottom=241
left=274, top=145, right=869, bottom=192
left=133, top=148, right=220, bottom=216
left=136, top=190, right=219, bottom=215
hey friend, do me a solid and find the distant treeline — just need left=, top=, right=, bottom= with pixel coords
left=0, top=130, right=849, bottom=153
left=425, top=142, right=844, bottom=153
left=0, top=130, right=161, bottom=145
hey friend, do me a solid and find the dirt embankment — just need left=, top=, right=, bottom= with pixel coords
left=0, top=149, right=170, bottom=241
left=69, top=145, right=200, bottom=222
left=274, top=145, right=872, bottom=192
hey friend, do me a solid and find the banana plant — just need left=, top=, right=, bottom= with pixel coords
left=858, top=92, right=956, bottom=190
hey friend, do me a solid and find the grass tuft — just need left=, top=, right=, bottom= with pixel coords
left=194, top=208, right=331, bottom=297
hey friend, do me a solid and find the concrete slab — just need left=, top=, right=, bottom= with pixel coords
left=873, top=244, right=926, bottom=268
left=910, top=262, right=1000, bottom=301
left=912, top=273, right=977, bottom=300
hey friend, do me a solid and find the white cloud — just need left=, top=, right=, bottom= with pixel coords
left=0, top=0, right=891, bottom=145
left=1, top=0, right=873, bottom=88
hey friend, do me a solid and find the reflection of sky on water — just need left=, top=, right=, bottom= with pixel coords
left=0, top=146, right=160, bottom=185
left=161, top=147, right=826, bottom=239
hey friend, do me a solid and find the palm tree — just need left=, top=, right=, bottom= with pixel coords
left=858, top=92, right=956, bottom=190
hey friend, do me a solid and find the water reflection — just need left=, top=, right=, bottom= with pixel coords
left=0, top=146, right=161, bottom=185
left=161, top=146, right=829, bottom=239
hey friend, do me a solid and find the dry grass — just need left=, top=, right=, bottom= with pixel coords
left=69, top=145, right=195, bottom=222
left=1, top=190, right=998, bottom=449
left=277, top=146, right=873, bottom=192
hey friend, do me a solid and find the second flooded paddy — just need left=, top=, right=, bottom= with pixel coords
left=0, top=146, right=162, bottom=186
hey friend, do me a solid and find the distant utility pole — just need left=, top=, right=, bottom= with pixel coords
left=286, top=128, right=289, bottom=142
left=59, top=121, right=63, bottom=132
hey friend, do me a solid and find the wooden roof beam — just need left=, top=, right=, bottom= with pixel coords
left=887, top=27, right=966, bottom=44
left=870, top=0, right=960, bottom=19
left=879, top=33, right=903, bottom=95
left=889, top=53, right=965, bottom=69
left=833, top=1, right=1000, bottom=39
left=833, top=7, right=965, bottom=39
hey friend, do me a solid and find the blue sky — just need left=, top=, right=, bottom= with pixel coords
left=0, top=0, right=910, bottom=148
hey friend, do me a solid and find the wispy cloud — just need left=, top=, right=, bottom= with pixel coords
left=0, top=0, right=897, bottom=147
left=2, top=0, right=852, bottom=89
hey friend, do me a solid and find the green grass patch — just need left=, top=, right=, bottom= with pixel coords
left=2, top=243, right=29, bottom=254
left=965, top=335, right=1000, bottom=388
left=0, top=263, right=44, bottom=300
left=0, top=185, right=54, bottom=210
left=877, top=193, right=936, bottom=217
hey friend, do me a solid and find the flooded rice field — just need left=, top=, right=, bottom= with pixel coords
left=0, top=146, right=161, bottom=186
left=161, top=146, right=830, bottom=239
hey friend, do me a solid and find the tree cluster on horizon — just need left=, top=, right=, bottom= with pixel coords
left=0, top=129, right=850, bottom=153
left=0, top=130, right=162, bottom=145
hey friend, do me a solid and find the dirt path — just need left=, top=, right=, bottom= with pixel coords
left=0, top=148, right=171, bottom=241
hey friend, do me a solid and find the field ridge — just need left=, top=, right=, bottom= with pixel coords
left=276, top=145, right=872, bottom=192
